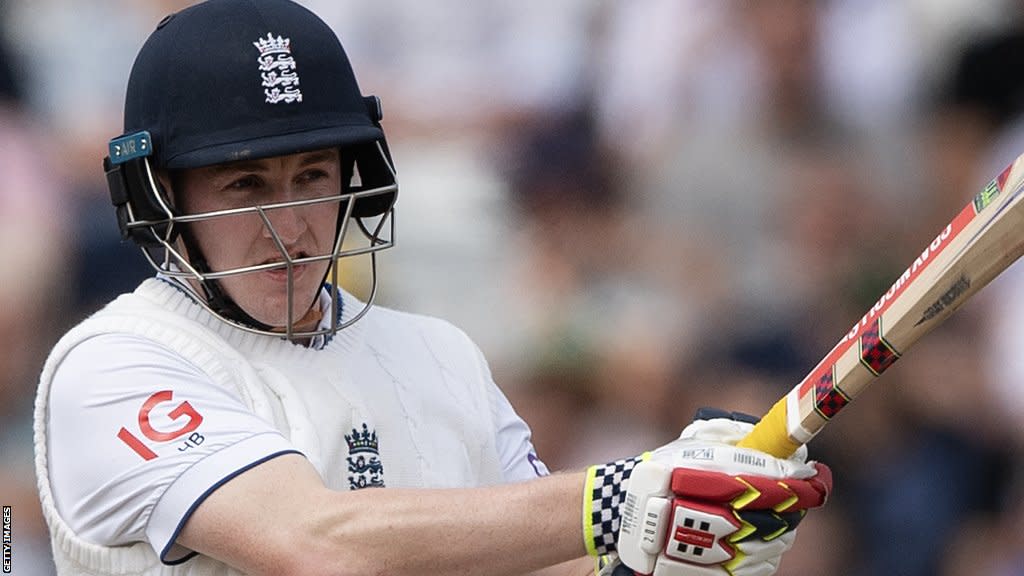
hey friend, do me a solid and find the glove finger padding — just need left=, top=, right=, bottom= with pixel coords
left=671, top=464, right=832, bottom=513
left=731, top=509, right=806, bottom=543
left=657, top=466, right=829, bottom=565
left=616, top=448, right=832, bottom=575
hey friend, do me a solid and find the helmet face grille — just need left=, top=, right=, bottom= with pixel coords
left=129, top=145, right=397, bottom=339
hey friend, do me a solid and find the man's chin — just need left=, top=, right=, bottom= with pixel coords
left=249, top=302, right=324, bottom=333
left=217, top=274, right=325, bottom=330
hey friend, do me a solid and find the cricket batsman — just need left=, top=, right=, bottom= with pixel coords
left=33, top=1, right=831, bottom=574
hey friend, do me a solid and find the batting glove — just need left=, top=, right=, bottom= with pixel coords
left=584, top=409, right=832, bottom=576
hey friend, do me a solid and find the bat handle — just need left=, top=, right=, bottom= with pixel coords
left=736, top=397, right=803, bottom=458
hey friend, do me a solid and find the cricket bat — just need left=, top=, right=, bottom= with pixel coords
left=737, top=153, right=1024, bottom=458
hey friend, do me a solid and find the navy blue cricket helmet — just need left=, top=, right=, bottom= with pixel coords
left=103, top=0, right=398, bottom=338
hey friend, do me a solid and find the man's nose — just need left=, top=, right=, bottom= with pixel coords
left=262, top=197, right=308, bottom=247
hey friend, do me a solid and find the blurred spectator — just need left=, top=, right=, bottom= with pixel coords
left=7, top=1, right=198, bottom=187
left=946, top=15, right=1024, bottom=576
left=0, top=9, right=63, bottom=574
left=944, top=17, right=1024, bottom=434
left=308, top=0, right=594, bottom=133
left=7, top=1, right=164, bottom=320
left=497, top=106, right=688, bottom=466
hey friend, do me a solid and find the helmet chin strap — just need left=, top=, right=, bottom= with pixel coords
left=176, top=224, right=276, bottom=331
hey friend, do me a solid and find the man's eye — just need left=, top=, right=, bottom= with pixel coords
left=226, top=175, right=260, bottom=190
left=297, top=169, right=328, bottom=183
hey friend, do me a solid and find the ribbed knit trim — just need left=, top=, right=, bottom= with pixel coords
left=138, top=278, right=370, bottom=363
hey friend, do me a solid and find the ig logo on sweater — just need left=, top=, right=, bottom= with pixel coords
left=117, top=390, right=204, bottom=461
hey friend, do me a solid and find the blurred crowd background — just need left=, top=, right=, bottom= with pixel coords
left=2, top=0, right=1024, bottom=574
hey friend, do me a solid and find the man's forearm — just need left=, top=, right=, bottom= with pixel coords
left=309, top=471, right=589, bottom=575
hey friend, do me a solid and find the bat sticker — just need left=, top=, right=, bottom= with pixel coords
left=915, top=275, right=971, bottom=326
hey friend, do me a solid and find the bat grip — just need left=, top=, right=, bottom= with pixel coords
left=736, top=397, right=803, bottom=458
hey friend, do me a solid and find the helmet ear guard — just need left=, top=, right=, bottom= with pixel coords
left=346, top=141, right=398, bottom=218
left=104, top=131, right=179, bottom=248
left=348, top=95, right=397, bottom=218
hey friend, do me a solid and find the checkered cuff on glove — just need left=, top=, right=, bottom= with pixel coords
left=583, top=453, right=649, bottom=557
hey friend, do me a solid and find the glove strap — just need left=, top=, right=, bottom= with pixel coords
left=583, top=453, right=648, bottom=557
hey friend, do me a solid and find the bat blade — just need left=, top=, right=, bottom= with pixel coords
left=737, top=154, right=1024, bottom=458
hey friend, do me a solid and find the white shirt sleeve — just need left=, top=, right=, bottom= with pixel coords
left=463, top=336, right=549, bottom=481
left=46, top=333, right=299, bottom=565
left=489, top=382, right=551, bottom=481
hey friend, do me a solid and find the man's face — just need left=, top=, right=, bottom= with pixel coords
left=173, top=148, right=343, bottom=331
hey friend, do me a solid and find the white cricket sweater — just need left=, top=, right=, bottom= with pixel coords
left=34, top=278, right=545, bottom=575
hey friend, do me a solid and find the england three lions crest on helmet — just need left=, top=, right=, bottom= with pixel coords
left=253, top=32, right=302, bottom=104
left=345, top=423, right=384, bottom=489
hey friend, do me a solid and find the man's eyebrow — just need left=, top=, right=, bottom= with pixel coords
left=207, top=150, right=338, bottom=175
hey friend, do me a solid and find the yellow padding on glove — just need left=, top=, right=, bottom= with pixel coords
left=773, top=481, right=799, bottom=513
left=731, top=477, right=762, bottom=510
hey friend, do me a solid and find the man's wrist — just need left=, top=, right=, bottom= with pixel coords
left=582, top=453, right=649, bottom=557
